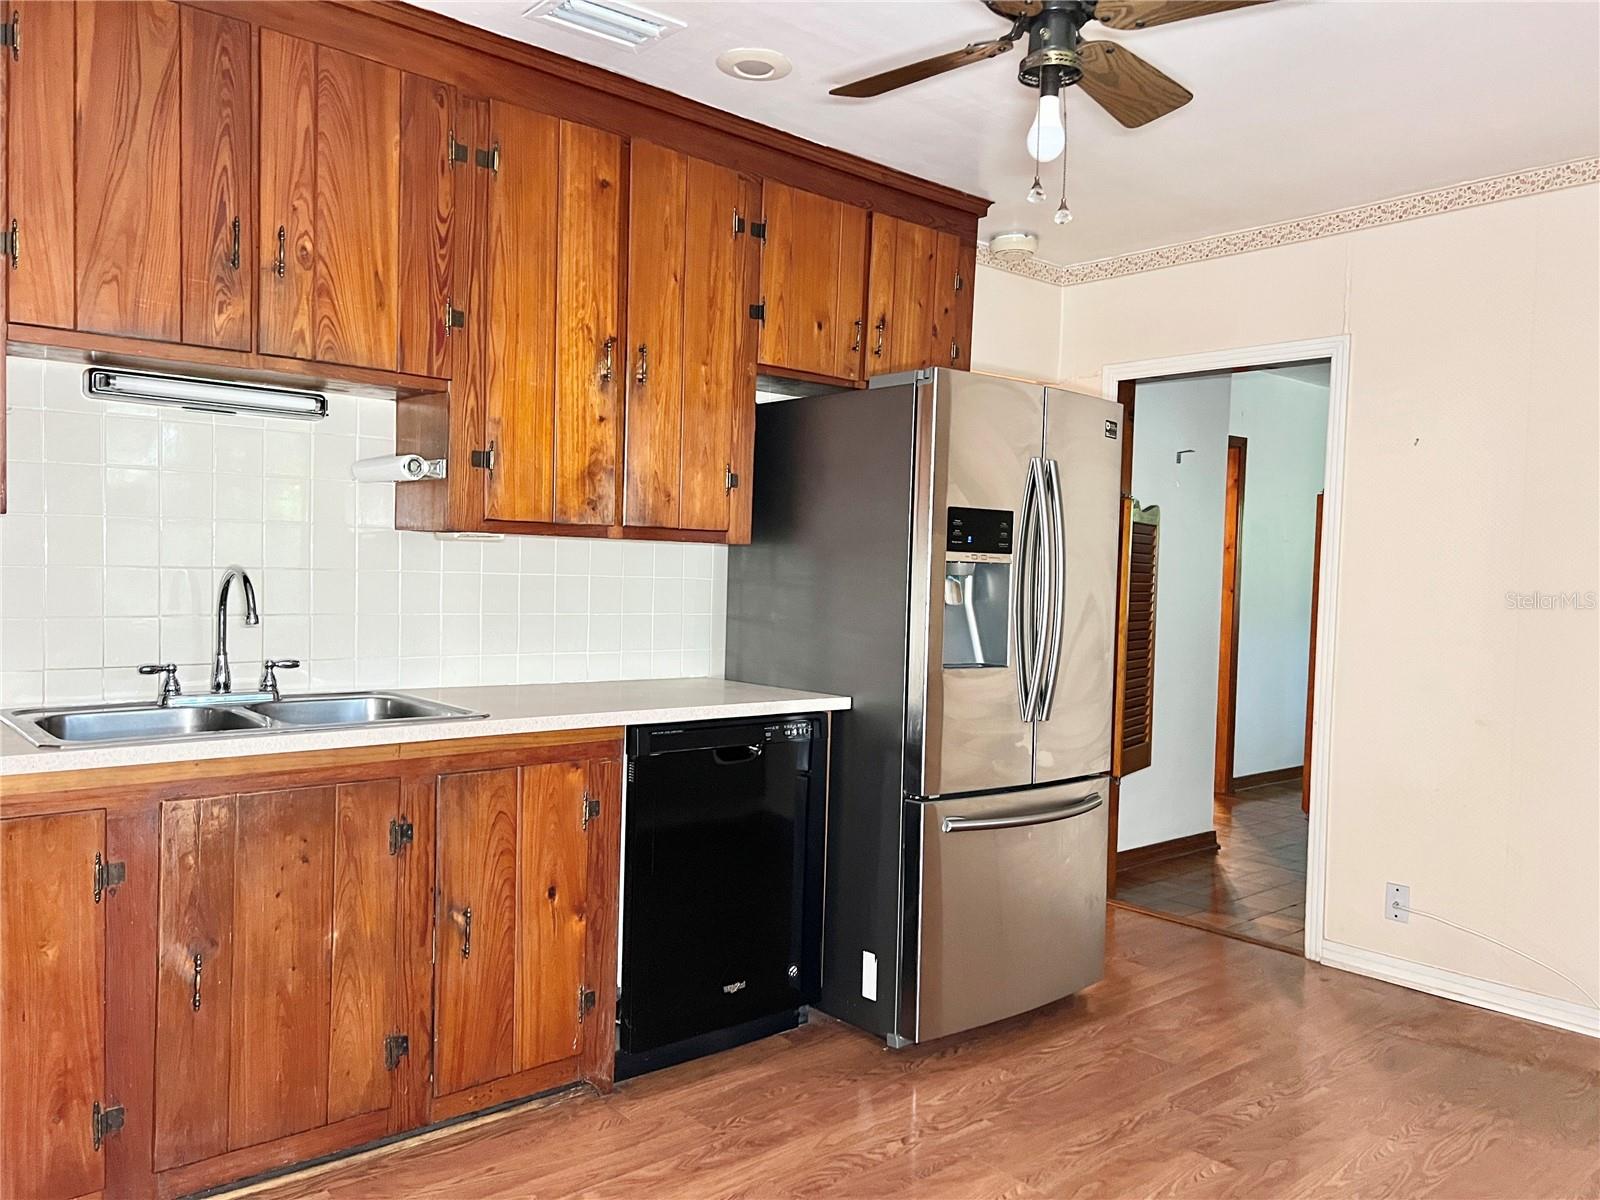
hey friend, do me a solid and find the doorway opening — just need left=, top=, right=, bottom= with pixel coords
left=1106, top=353, right=1337, bottom=957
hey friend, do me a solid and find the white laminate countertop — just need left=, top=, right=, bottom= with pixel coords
left=0, top=679, right=850, bottom=778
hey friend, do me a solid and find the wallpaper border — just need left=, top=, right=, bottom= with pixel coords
left=979, top=157, right=1600, bottom=288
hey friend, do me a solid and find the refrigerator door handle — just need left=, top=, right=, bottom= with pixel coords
left=1013, top=458, right=1043, bottom=721
left=940, top=792, right=1103, bottom=834
left=1038, top=457, right=1067, bottom=720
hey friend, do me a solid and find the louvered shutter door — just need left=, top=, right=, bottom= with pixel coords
left=1113, top=499, right=1160, bottom=777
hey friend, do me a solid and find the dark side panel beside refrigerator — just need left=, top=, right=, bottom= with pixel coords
left=728, top=368, right=1122, bottom=1046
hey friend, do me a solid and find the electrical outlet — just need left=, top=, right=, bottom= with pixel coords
left=861, top=950, right=878, bottom=1001
left=1386, top=882, right=1410, bottom=923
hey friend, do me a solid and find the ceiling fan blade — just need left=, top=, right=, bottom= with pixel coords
left=983, top=1, right=1043, bottom=19
left=1076, top=40, right=1193, bottom=128
left=829, top=37, right=1019, bottom=98
left=1093, top=0, right=1270, bottom=31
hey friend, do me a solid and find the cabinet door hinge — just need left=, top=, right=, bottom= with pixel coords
left=1, top=10, right=18, bottom=60
left=388, top=818, right=415, bottom=856
left=577, top=986, right=597, bottom=1023
left=581, top=792, right=601, bottom=831
left=749, top=300, right=766, bottom=323
left=954, top=270, right=965, bottom=293
left=442, top=300, right=466, bottom=335
left=724, top=464, right=739, bottom=494
left=91, top=1102, right=125, bottom=1151
left=384, top=1033, right=410, bottom=1071
left=470, top=440, right=496, bottom=472
left=92, top=853, right=126, bottom=905
left=749, top=219, right=767, bottom=242
left=2, top=218, right=18, bottom=270
left=447, top=130, right=470, bottom=165
left=476, top=143, right=501, bottom=174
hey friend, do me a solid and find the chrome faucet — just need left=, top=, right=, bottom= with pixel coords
left=212, top=566, right=260, bottom=694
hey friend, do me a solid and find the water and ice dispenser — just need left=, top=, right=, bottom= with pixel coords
left=943, top=506, right=1013, bottom=669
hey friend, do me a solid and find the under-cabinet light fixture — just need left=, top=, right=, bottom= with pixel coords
left=85, top=369, right=328, bottom=421
left=524, top=0, right=684, bottom=49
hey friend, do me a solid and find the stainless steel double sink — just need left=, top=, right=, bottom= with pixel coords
left=2, top=691, right=484, bottom=749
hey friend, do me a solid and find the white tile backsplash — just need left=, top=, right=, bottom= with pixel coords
left=0, top=360, right=727, bottom=706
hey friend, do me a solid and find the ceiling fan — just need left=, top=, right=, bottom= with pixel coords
left=829, top=1, right=1274, bottom=135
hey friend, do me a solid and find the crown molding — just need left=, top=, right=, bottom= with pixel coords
left=979, top=157, right=1600, bottom=288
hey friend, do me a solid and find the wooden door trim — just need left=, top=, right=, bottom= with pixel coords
left=1303, top=490, right=1324, bottom=815
left=1106, top=377, right=1136, bottom=897
left=1215, top=435, right=1248, bottom=797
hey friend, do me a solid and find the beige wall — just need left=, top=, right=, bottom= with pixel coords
left=978, top=183, right=1600, bottom=1014
left=969, top=264, right=1065, bottom=384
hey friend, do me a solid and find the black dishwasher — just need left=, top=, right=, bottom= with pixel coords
left=618, top=714, right=828, bottom=1080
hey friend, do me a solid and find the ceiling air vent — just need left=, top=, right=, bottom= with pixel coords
left=524, top=0, right=685, bottom=49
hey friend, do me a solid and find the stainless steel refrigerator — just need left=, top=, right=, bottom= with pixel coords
left=727, top=368, right=1123, bottom=1045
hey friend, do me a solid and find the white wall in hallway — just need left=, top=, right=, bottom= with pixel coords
left=1229, top=367, right=1329, bottom=776
left=0, top=359, right=725, bottom=706
left=1116, top=372, right=1232, bottom=852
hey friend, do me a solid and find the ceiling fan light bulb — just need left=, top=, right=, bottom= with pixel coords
left=1026, top=93, right=1065, bottom=163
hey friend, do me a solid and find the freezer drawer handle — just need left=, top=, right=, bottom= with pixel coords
left=940, top=792, right=1102, bottom=834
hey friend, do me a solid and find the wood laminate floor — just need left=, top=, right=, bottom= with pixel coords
left=1116, top=783, right=1309, bottom=953
left=240, top=909, right=1599, bottom=1200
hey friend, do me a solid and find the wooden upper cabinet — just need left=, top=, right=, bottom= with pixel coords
left=6, top=0, right=78, bottom=330
left=756, top=180, right=869, bottom=383
left=553, top=122, right=625, bottom=526
left=864, top=215, right=972, bottom=376
left=180, top=7, right=253, bottom=350
left=623, top=141, right=760, bottom=536
left=75, top=0, right=182, bottom=341
left=260, top=31, right=449, bottom=373
left=1, top=812, right=108, bottom=1200
left=482, top=100, right=560, bottom=525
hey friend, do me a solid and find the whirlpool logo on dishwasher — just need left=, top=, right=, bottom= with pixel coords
left=722, top=980, right=747, bottom=995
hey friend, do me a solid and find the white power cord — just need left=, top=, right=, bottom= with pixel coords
left=1395, top=904, right=1599, bottom=1009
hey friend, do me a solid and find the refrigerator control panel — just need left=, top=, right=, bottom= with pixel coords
left=946, top=507, right=1013, bottom=563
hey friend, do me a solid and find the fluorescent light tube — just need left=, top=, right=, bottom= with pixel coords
left=526, top=0, right=683, bottom=49
left=85, top=369, right=328, bottom=421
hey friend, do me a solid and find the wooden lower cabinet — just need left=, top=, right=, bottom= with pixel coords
left=1, top=811, right=109, bottom=1200
left=0, top=731, right=621, bottom=1199
left=433, top=761, right=594, bottom=1114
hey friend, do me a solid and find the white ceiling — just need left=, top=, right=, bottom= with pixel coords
left=417, top=0, right=1600, bottom=265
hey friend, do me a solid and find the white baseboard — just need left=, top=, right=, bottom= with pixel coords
left=1318, top=939, right=1600, bottom=1038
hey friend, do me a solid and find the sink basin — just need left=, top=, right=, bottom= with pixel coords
left=244, top=693, right=478, bottom=726
left=20, top=704, right=272, bottom=745
left=2, top=690, right=483, bottom=749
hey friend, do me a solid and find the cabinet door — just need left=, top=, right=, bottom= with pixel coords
left=258, top=28, right=316, bottom=359
left=1, top=812, right=106, bottom=1200
left=888, top=219, right=936, bottom=371
left=553, top=122, right=624, bottom=526
left=516, top=761, right=590, bottom=1070
left=863, top=213, right=900, bottom=375
left=180, top=7, right=253, bottom=350
left=623, top=140, right=688, bottom=530
left=435, top=768, right=519, bottom=1096
left=680, top=159, right=761, bottom=537
left=75, top=0, right=182, bottom=340
left=229, top=787, right=336, bottom=1149
left=154, top=797, right=236, bottom=1170
left=6, top=0, right=77, bottom=329
left=950, top=237, right=977, bottom=370
left=482, top=100, right=559, bottom=524
left=758, top=181, right=869, bottom=382
left=152, top=784, right=404, bottom=1169
left=929, top=230, right=962, bottom=371
left=396, top=73, right=455, bottom=378
left=312, top=45, right=400, bottom=370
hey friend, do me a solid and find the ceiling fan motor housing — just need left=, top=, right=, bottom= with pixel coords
left=1018, top=1, right=1092, bottom=90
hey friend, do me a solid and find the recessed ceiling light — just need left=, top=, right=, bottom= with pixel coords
left=524, top=0, right=684, bottom=50
left=716, top=48, right=793, bottom=82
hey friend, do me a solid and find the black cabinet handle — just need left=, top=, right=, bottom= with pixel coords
left=229, top=216, right=241, bottom=271
left=455, top=905, right=473, bottom=959
left=274, top=225, right=286, bottom=279
left=191, top=952, right=204, bottom=1011
left=635, top=344, right=648, bottom=386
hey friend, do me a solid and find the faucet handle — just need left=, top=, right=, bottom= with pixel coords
left=258, top=658, right=301, bottom=697
left=137, top=663, right=183, bottom=704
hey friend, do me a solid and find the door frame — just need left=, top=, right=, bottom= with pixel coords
left=1215, top=435, right=1248, bottom=797
left=1102, top=335, right=1350, bottom=964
